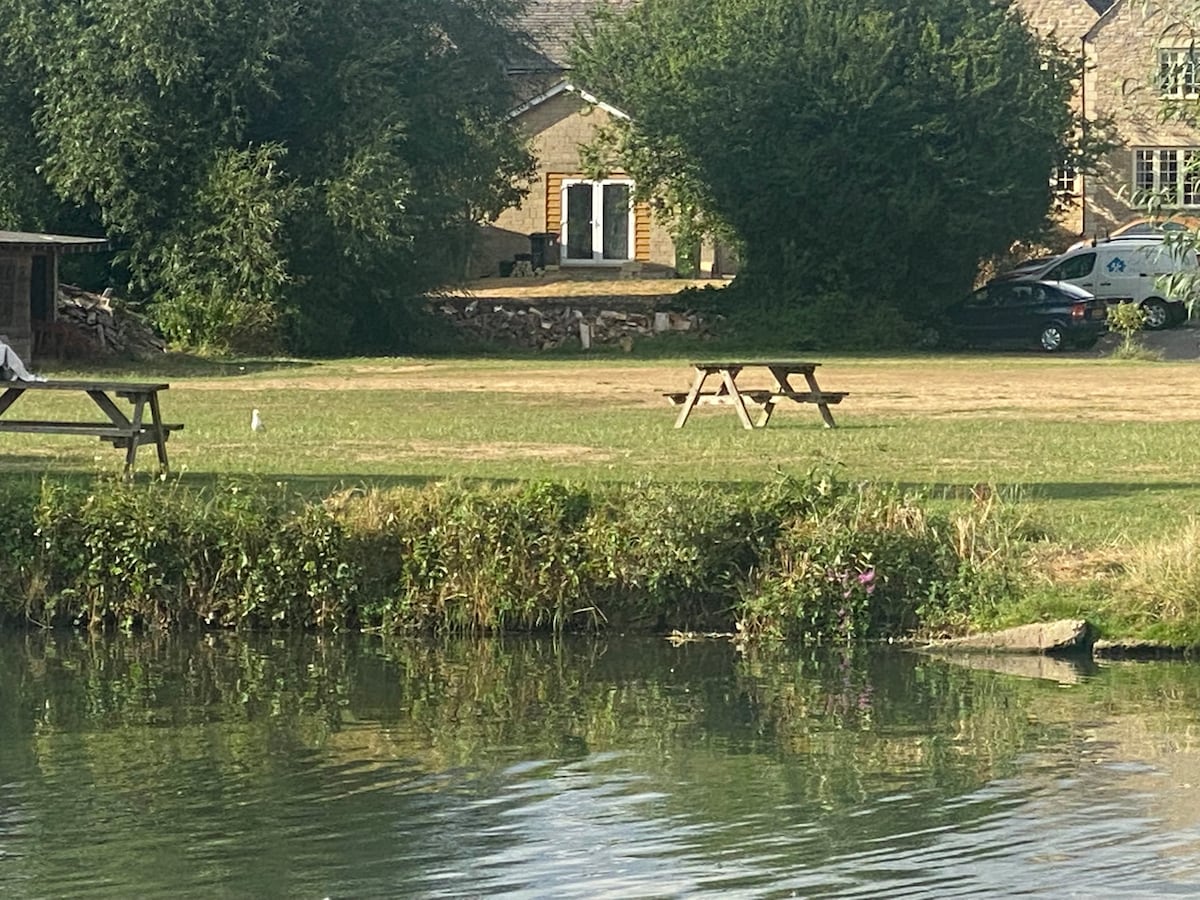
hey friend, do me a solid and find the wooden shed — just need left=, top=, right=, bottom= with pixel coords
left=0, top=230, right=109, bottom=361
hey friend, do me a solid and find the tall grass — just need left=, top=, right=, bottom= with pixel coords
left=1113, top=519, right=1200, bottom=645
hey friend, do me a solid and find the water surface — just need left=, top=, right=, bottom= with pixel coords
left=2, top=631, right=1199, bottom=898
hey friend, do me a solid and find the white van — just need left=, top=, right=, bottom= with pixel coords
left=1014, top=238, right=1196, bottom=329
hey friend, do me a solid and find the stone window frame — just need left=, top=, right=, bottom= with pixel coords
left=1133, top=147, right=1200, bottom=207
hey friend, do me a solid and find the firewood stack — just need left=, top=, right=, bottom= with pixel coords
left=432, top=298, right=715, bottom=350
left=49, top=284, right=167, bottom=359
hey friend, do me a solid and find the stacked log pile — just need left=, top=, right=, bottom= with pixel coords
left=51, top=284, right=166, bottom=359
left=432, top=297, right=716, bottom=350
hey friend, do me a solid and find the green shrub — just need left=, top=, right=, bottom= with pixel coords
left=736, top=482, right=1027, bottom=643
left=1107, top=301, right=1149, bottom=358
left=714, top=284, right=920, bottom=351
left=0, top=473, right=1033, bottom=641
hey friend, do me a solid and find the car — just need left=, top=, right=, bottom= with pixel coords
left=1066, top=215, right=1200, bottom=251
left=942, top=280, right=1108, bottom=352
left=989, top=237, right=1194, bottom=329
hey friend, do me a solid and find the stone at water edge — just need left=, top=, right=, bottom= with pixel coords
left=934, top=619, right=1091, bottom=654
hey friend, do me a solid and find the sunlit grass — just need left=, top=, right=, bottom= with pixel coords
left=5, top=352, right=1200, bottom=552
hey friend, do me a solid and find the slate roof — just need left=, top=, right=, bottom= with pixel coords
left=508, top=0, right=635, bottom=73
left=0, top=231, right=109, bottom=253
left=1085, top=0, right=1115, bottom=12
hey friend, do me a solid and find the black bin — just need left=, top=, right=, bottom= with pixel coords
left=529, top=232, right=560, bottom=270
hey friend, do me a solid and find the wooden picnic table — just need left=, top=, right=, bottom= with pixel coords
left=665, top=361, right=848, bottom=429
left=0, top=379, right=182, bottom=476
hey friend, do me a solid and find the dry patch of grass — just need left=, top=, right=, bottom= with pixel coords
left=442, top=275, right=728, bottom=300
left=182, top=356, right=1200, bottom=421
left=1028, top=545, right=1128, bottom=585
left=390, top=440, right=613, bottom=463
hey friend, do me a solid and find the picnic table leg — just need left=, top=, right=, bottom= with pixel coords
left=84, top=389, right=141, bottom=476
left=720, top=368, right=756, bottom=430
left=0, top=387, right=25, bottom=417
left=148, top=392, right=170, bottom=474
left=674, top=368, right=710, bottom=428
left=754, top=399, right=776, bottom=428
left=122, top=396, right=147, bottom=477
left=758, top=366, right=797, bottom=428
left=803, top=370, right=837, bottom=428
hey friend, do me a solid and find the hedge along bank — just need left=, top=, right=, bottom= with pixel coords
left=0, top=474, right=1022, bottom=640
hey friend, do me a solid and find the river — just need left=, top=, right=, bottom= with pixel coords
left=1, top=631, right=1199, bottom=898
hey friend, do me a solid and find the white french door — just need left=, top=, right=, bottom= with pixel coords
left=561, top=178, right=635, bottom=265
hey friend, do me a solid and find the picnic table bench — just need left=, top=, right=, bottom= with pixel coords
left=665, top=361, right=848, bottom=429
left=0, top=379, right=182, bottom=476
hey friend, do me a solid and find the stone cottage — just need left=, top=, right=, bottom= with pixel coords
left=1018, top=0, right=1200, bottom=237
left=477, top=0, right=731, bottom=278
left=488, top=0, right=1200, bottom=266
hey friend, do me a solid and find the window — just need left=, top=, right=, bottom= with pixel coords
left=1134, top=148, right=1200, bottom=206
left=994, top=285, right=1033, bottom=308
left=1044, top=252, right=1095, bottom=282
left=1159, top=47, right=1200, bottom=98
left=1053, top=163, right=1077, bottom=196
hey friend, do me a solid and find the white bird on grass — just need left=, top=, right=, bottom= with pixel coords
left=251, top=408, right=266, bottom=433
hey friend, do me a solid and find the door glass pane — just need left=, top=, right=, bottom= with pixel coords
left=565, top=184, right=593, bottom=260
left=601, top=183, right=630, bottom=260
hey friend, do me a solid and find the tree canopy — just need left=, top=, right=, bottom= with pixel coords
left=572, top=0, right=1093, bottom=338
left=0, top=0, right=533, bottom=353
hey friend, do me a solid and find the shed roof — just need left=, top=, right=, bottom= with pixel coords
left=0, top=230, right=109, bottom=254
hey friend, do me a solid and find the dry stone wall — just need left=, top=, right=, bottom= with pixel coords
left=431, top=296, right=715, bottom=350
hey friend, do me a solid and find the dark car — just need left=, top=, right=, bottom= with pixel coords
left=944, top=280, right=1107, bottom=352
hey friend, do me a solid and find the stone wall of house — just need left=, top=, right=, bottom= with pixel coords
left=1013, top=0, right=1104, bottom=236
left=473, top=89, right=679, bottom=278
left=1014, top=0, right=1101, bottom=50
left=1086, top=0, right=1200, bottom=233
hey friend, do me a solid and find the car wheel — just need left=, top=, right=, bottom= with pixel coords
left=1141, top=298, right=1170, bottom=330
left=1039, top=322, right=1066, bottom=352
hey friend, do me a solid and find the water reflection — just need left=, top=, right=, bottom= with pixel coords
left=1, top=631, right=1199, bottom=897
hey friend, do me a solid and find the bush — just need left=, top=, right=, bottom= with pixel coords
left=0, top=473, right=1031, bottom=641
left=711, top=281, right=921, bottom=351
left=737, top=481, right=1026, bottom=642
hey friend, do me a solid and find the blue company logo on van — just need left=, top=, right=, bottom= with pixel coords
left=1107, top=256, right=1127, bottom=273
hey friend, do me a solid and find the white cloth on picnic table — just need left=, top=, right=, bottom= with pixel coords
left=0, top=340, right=45, bottom=382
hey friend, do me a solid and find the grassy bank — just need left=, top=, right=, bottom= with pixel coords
left=2, top=352, right=1199, bottom=643
left=0, top=474, right=1021, bottom=640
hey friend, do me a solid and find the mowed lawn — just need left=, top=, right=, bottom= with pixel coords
left=4, top=352, right=1200, bottom=546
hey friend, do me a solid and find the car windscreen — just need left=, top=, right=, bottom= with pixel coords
left=1043, top=253, right=1095, bottom=281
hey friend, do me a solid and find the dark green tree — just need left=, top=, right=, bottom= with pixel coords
left=0, top=0, right=533, bottom=353
left=573, top=0, right=1097, bottom=341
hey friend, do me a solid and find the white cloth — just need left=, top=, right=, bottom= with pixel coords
left=0, top=340, right=45, bottom=382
